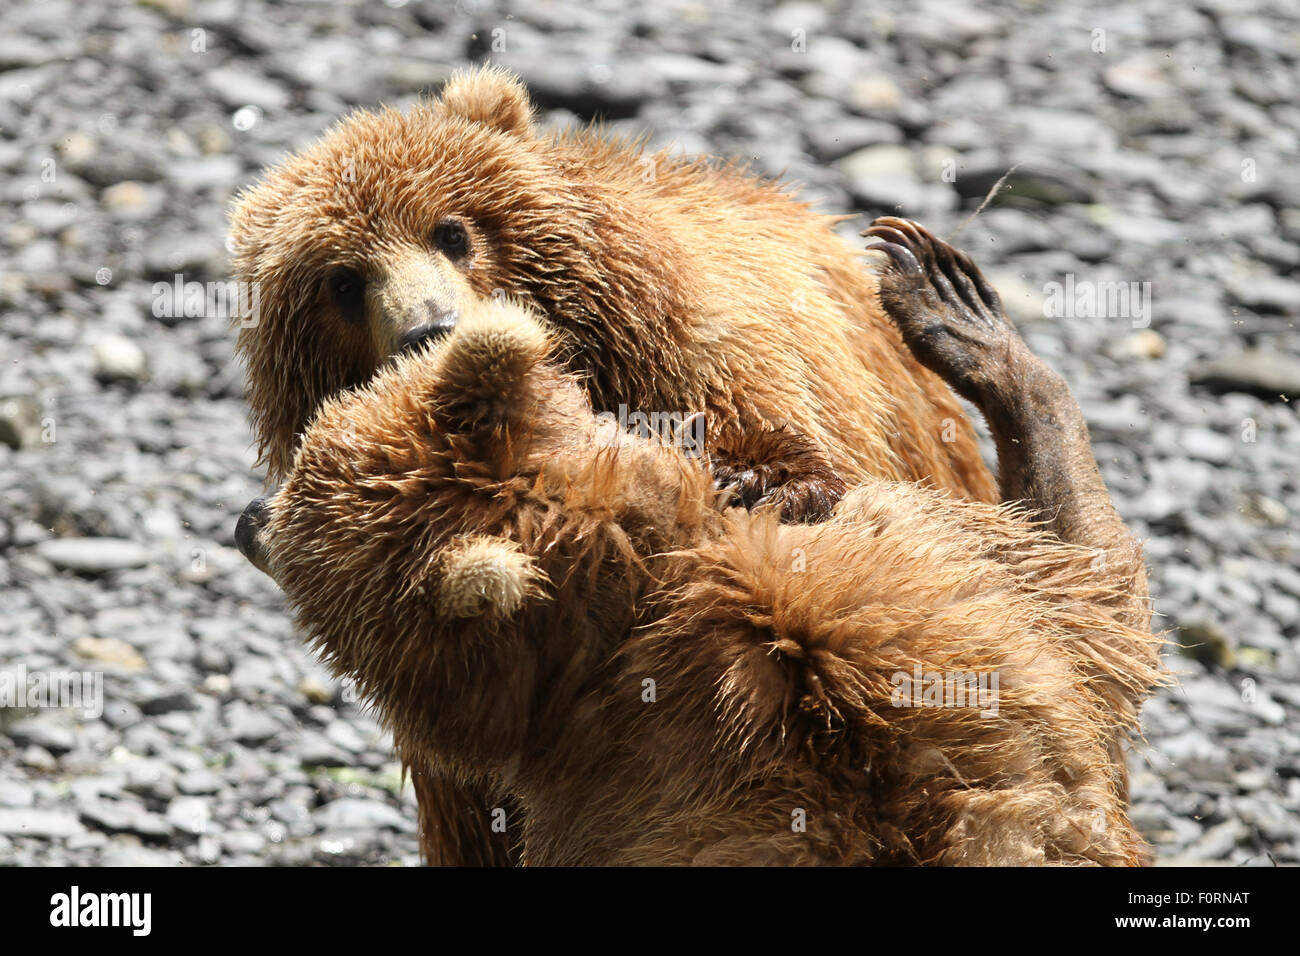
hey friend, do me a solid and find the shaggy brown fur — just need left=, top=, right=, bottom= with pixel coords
left=227, top=65, right=993, bottom=508
left=228, top=66, right=999, bottom=864
left=240, top=222, right=1163, bottom=865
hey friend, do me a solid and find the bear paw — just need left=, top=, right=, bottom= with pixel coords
left=864, top=216, right=1024, bottom=408
left=427, top=299, right=555, bottom=432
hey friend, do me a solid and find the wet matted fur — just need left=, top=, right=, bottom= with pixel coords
left=250, top=297, right=1163, bottom=865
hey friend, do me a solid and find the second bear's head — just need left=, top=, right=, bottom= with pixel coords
left=232, top=297, right=709, bottom=757
left=229, top=65, right=692, bottom=480
left=235, top=296, right=586, bottom=611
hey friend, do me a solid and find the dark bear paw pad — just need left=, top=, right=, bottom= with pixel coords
left=863, top=216, right=1020, bottom=400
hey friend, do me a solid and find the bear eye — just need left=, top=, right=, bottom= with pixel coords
left=433, top=218, right=471, bottom=261
left=325, top=266, right=366, bottom=324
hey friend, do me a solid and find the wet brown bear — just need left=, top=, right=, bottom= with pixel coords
left=227, top=64, right=995, bottom=507
left=238, top=222, right=1163, bottom=865
left=228, top=66, right=1000, bottom=863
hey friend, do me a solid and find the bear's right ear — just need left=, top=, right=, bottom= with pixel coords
left=436, top=65, right=535, bottom=139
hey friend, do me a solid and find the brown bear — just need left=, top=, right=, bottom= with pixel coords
left=227, top=65, right=994, bottom=510
left=236, top=221, right=1163, bottom=865
left=227, top=66, right=1000, bottom=864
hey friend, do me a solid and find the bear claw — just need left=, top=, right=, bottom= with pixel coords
left=865, top=217, right=1022, bottom=405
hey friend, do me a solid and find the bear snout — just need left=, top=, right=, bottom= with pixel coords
left=235, top=493, right=273, bottom=576
left=397, top=314, right=459, bottom=354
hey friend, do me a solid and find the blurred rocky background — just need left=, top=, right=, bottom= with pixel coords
left=0, top=0, right=1296, bottom=865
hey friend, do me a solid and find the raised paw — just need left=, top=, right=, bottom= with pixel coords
left=864, top=216, right=1024, bottom=406
left=711, top=425, right=846, bottom=523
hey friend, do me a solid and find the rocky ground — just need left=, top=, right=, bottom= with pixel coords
left=1, top=0, right=1297, bottom=866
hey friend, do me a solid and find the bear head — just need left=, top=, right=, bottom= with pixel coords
left=229, top=65, right=686, bottom=480
left=235, top=295, right=715, bottom=772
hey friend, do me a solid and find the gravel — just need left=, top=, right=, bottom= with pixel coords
left=1, top=0, right=1296, bottom=867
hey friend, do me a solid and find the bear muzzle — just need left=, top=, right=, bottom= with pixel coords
left=372, top=250, right=468, bottom=360
left=235, top=493, right=273, bottom=576
left=397, top=313, right=459, bottom=355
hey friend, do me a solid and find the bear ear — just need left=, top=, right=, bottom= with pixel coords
left=429, top=299, right=554, bottom=432
left=436, top=65, right=535, bottom=138
left=435, top=535, right=547, bottom=619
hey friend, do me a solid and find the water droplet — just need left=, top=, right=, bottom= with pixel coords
left=232, top=105, right=262, bottom=131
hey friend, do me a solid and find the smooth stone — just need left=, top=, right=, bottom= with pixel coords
left=204, top=66, right=290, bottom=111
left=1192, top=350, right=1300, bottom=400
left=6, top=717, right=76, bottom=754
left=0, top=395, right=42, bottom=449
left=165, top=795, right=212, bottom=834
left=92, top=335, right=148, bottom=383
left=0, top=808, right=85, bottom=837
left=313, top=798, right=415, bottom=832
left=73, top=636, right=147, bottom=671
left=177, top=767, right=222, bottom=795
left=80, top=800, right=171, bottom=838
left=32, top=538, right=151, bottom=573
left=98, top=839, right=182, bottom=867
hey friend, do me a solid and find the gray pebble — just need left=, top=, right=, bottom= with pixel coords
left=177, top=767, right=223, bottom=795
left=313, top=798, right=415, bottom=833
left=6, top=716, right=76, bottom=754
left=80, top=799, right=172, bottom=839
left=223, top=701, right=282, bottom=745
left=0, top=809, right=85, bottom=838
left=0, top=780, right=35, bottom=808
left=1192, top=350, right=1300, bottom=401
left=204, top=66, right=290, bottom=111
left=98, top=839, right=183, bottom=867
left=32, top=538, right=151, bottom=574
left=165, top=796, right=212, bottom=835
left=1186, top=818, right=1249, bottom=860
left=92, top=335, right=148, bottom=384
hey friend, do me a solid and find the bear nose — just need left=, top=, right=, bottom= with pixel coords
left=235, top=493, right=272, bottom=575
left=398, top=313, right=458, bottom=354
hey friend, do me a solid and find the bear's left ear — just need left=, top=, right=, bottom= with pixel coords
left=436, top=65, right=535, bottom=139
